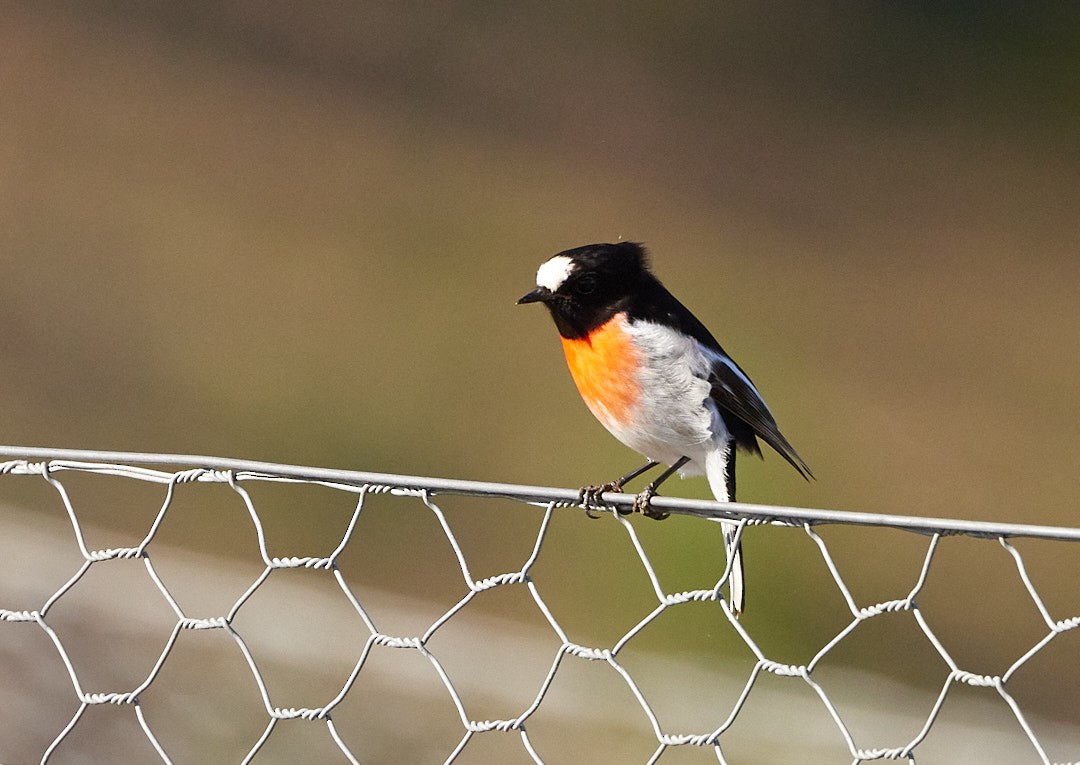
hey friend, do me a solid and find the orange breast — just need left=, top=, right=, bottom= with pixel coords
left=560, top=314, right=641, bottom=428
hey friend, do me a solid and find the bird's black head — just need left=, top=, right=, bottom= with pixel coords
left=517, top=242, right=653, bottom=339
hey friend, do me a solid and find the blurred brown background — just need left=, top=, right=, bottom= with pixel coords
left=2, top=1, right=1079, bottom=762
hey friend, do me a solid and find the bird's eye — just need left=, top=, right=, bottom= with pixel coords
left=575, top=274, right=597, bottom=295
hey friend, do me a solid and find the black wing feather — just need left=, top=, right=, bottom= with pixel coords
left=628, top=273, right=813, bottom=481
left=709, top=362, right=813, bottom=480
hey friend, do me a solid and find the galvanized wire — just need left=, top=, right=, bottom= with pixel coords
left=1, top=445, right=1078, bottom=764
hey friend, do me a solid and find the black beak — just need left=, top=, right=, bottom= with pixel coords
left=517, top=287, right=551, bottom=305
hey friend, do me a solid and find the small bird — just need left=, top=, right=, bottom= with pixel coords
left=518, top=242, right=811, bottom=616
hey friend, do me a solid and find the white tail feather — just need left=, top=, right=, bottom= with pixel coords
left=721, top=522, right=745, bottom=616
left=705, top=445, right=744, bottom=616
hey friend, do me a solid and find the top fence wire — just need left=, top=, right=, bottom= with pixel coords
left=0, top=445, right=1078, bottom=765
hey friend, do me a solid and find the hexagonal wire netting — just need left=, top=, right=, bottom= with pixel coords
left=1, top=446, right=1079, bottom=764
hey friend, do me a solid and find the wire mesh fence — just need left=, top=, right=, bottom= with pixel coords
left=1, top=445, right=1079, bottom=764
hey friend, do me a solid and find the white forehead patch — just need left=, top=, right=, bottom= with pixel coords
left=535, top=255, right=575, bottom=292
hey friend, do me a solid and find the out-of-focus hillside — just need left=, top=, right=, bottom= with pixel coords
left=2, top=1, right=1079, bottom=756
left=3, top=1, right=1077, bottom=511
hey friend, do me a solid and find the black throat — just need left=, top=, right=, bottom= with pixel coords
left=544, top=294, right=632, bottom=340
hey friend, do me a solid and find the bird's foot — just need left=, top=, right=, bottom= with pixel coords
left=578, top=481, right=624, bottom=518
left=633, top=486, right=669, bottom=520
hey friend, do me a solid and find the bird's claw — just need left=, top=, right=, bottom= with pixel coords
left=578, top=481, right=624, bottom=518
left=633, top=486, right=669, bottom=520
left=579, top=481, right=669, bottom=520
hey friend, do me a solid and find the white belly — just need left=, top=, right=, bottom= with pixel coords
left=604, top=320, right=730, bottom=472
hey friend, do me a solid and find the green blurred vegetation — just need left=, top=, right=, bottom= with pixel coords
left=2, top=0, right=1079, bottom=736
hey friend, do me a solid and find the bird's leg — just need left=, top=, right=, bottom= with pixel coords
left=633, top=456, right=691, bottom=520
left=579, top=460, right=660, bottom=515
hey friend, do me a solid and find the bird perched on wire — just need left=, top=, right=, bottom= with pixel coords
left=518, top=242, right=812, bottom=616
